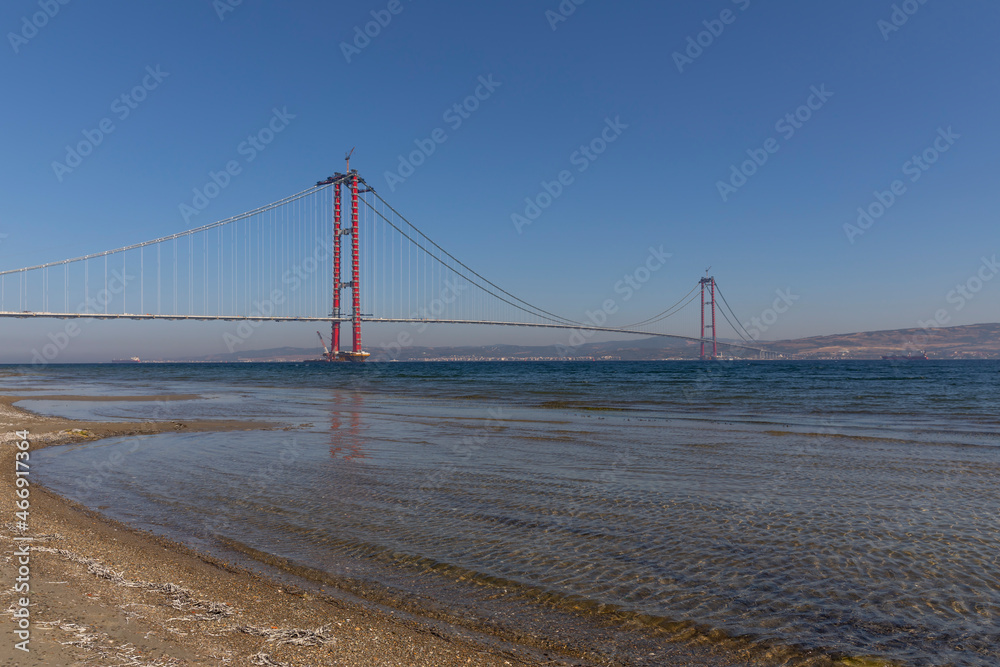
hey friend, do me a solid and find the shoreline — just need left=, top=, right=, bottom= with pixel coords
left=2, top=395, right=567, bottom=666
left=1, top=394, right=858, bottom=667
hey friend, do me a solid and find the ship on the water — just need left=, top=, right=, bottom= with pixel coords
left=111, top=356, right=142, bottom=363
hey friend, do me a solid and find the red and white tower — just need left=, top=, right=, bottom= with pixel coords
left=324, top=149, right=369, bottom=362
left=330, top=179, right=342, bottom=358
left=349, top=169, right=363, bottom=357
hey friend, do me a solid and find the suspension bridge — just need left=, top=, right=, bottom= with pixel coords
left=0, top=159, right=772, bottom=361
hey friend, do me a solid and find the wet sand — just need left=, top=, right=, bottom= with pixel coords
left=0, top=394, right=774, bottom=666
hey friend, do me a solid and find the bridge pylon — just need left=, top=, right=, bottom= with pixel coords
left=322, top=154, right=369, bottom=362
left=330, top=172, right=342, bottom=357
left=699, top=274, right=717, bottom=360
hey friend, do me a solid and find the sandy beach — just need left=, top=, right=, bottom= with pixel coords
left=0, top=394, right=773, bottom=667
left=0, top=395, right=561, bottom=667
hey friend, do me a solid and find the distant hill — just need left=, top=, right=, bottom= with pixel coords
left=157, top=323, right=1000, bottom=362
left=766, top=322, right=1000, bottom=359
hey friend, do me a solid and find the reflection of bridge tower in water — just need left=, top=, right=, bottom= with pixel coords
left=329, top=391, right=367, bottom=462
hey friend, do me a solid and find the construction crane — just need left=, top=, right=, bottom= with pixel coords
left=316, top=331, right=330, bottom=360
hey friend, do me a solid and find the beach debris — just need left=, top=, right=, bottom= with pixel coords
left=1, top=522, right=25, bottom=538
left=34, top=532, right=63, bottom=541
left=232, top=623, right=333, bottom=646
left=52, top=621, right=186, bottom=666
left=168, top=597, right=235, bottom=621
left=33, top=546, right=236, bottom=620
left=249, top=652, right=292, bottom=667
left=3, top=601, right=24, bottom=615
left=56, top=621, right=101, bottom=647
left=22, top=548, right=336, bottom=662
left=2, top=523, right=62, bottom=540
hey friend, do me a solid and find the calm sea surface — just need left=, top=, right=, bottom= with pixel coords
left=8, top=361, right=1000, bottom=666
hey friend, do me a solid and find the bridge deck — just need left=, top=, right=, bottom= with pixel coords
left=0, top=312, right=767, bottom=353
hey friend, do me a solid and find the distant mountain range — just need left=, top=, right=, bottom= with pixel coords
left=153, top=323, right=1000, bottom=362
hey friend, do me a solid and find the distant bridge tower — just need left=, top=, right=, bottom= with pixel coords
left=699, top=273, right=717, bottom=360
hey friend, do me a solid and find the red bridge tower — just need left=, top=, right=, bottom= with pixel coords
left=321, top=149, right=369, bottom=362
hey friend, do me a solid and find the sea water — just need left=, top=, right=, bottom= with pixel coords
left=12, top=360, right=1000, bottom=666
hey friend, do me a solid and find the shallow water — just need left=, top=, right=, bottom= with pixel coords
left=14, top=360, right=1000, bottom=666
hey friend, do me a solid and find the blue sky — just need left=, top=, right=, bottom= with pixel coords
left=1, top=1, right=998, bottom=361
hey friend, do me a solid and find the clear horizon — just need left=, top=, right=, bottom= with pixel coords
left=2, top=1, right=998, bottom=363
